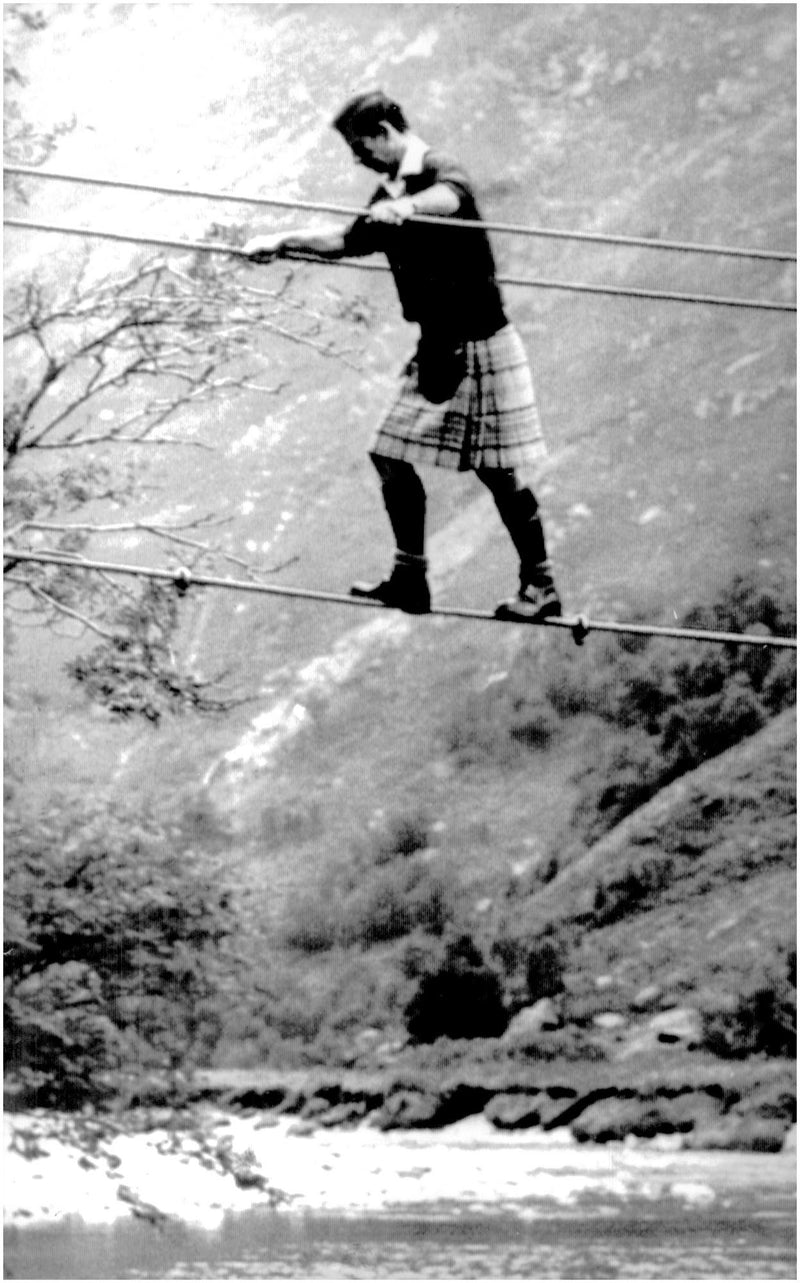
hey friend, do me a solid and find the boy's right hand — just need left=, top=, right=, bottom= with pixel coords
left=241, top=233, right=286, bottom=263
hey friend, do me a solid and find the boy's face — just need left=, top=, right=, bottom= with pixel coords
left=344, top=126, right=398, bottom=175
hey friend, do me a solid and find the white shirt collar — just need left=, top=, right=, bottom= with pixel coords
left=398, top=134, right=429, bottom=179
left=381, top=134, right=428, bottom=198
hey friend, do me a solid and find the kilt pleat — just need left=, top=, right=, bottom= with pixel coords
left=369, top=324, right=547, bottom=471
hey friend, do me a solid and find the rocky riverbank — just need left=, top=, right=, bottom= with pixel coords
left=188, top=1061, right=796, bottom=1152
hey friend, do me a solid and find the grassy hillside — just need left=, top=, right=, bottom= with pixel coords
left=4, top=5, right=796, bottom=1127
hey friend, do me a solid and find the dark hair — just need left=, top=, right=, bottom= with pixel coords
left=332, top=90, right=409, bottom=138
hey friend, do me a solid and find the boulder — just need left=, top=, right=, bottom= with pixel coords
left=354, top=1028, right=382, bottom=1050
left=568, top=1087, right=730, bottom=1145
left=286, top=1120, right=317, bottom=1138
left=317, top=1101, right=367, bottom=1128
left=571, top=1097, right=653, bottom=1144
left=730, top=1086, right=796, bottom=1123
left=300, top=1095, right=334, bottom=1120
left=626, top=1091, right=723, bottom=1138
left=668, top=1181, right=716, bottom=1206
left=373, top=1091, right=441, bottom=1131
left=631, top=983, right=663, bottom=1012
left=485, top=1093, right=543, bottom=1130
left=617, top=1029, right=662, bottom=1060
left=648, top=1006, right=703, bottom=1047
left=502, top=998, right=562, bottom=1043
left=593, top=1012, right=627, bottom=1031
left=537, top=1095, right=585, bottom=1130
left=688, top=1116, right=788, bottom=1152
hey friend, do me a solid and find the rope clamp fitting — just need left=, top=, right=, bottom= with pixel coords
left=571, top=614, right=590, bottom=647
left=173, top=566, right=192, bottom=597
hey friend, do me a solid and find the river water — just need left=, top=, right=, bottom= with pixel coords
left=6, top=1198, right=795, bottom=1279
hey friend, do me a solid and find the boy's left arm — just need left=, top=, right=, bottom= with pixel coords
left=367, top=183, right=461, bottom=225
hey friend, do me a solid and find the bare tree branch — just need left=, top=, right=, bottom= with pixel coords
left=5, top=518, right=300, bottom=581
left=33, top=434, right=216, bottom=450
left=6, top=576, right=118, bottom=639
left=8, top=515, right=232, bottom=538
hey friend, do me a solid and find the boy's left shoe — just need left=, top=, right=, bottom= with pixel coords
left=494, top=581, right=562, bottom=623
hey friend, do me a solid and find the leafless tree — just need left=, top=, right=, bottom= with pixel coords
left=4, top=232, right=370, bottom=720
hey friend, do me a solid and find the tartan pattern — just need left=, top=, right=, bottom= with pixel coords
left=370, top=324, right=547, bottom=472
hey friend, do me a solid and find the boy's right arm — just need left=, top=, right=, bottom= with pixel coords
left=242, top=226, right=348, bottom=263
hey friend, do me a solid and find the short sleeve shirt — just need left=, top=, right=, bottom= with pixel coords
left=341, top=148, right=507, bottom=341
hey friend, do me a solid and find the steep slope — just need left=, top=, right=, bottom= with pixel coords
left=471, top=706, right=796, bottom=1073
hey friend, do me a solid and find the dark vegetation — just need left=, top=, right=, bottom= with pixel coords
left=66, top=582, right=242, bottom=724
left=702, top=950, right=796, bottom=1061
left=445, top=568, right=795, bottom=843
left=4, top=804, right=238, bottom=1107
left=5, top=572, right=795, bottom=1111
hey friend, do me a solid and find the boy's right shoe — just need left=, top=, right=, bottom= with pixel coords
left=350, top=557, right=431, bottom=614
left=494, top=581, right=562, bottom=623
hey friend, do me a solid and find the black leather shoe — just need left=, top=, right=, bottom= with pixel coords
left=494, top=582, right=562, bottom=623
left=350, top=571, right=431, bottom=614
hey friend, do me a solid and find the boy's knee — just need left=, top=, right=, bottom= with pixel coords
left=477, top=466, right=526, bottom=498
left=370, top=453, right=418, bottom=486
left=478, top=467, right=541, bottom=520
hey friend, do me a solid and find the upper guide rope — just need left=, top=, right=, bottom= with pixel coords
left=4, top=163, right=796, bottom=262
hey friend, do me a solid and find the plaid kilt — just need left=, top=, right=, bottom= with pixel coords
left=370, top=323, right=547, bottom=471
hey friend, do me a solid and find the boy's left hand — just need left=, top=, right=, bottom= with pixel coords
left=242, top=233, right=287, bottom=262
left=367, top=197, right=417, bottom=225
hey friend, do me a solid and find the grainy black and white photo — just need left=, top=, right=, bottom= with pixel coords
left=4, top=3, right=796, bottom=1278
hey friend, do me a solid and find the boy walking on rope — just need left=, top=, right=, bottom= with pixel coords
left=243, top=90, right=561, bottom=622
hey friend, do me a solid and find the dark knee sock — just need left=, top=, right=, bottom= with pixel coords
left=370, top=454, right=426, bottom=558
left=477, top=468, right=552, bottom=584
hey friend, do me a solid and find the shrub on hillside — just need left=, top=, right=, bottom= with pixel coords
left=279, top=887, right=341, bottom=953
left=525, top=938, right=566, bottom=1002
left=280, top=852, right=459, bottom=953
left=587, top=855, right=676, bottom=930
left=761, top=650, right=797, bottom=715
left=338, top=859, right=456, bottom=947
left=684, top=571, right=796, bottom=642
left=279, top=805, right=459, bottom=955
left=66, top=582, right=238, bottom=723
left=4, top=803, right=236, bottom=1106
left=444, top=677, right=559, bottom=768
left=357, top=809, right=432, bottom=864
left=486, top=922, right=569, bottom=1013
left=562, top=572, right=795, bottom=842
left=443, top=571, right=793, bottom=789
left=572, top=731, right=666, bottom=844
left=701, top=951, right=796, bottom=1059
left=403, top=933, right=508, bottom=1043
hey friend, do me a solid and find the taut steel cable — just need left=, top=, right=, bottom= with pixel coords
left=3, top=162, right=796, bottom=262
left=4, top=217, right=796, bottom=312
left=5, top=549, right=797, bottom=651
